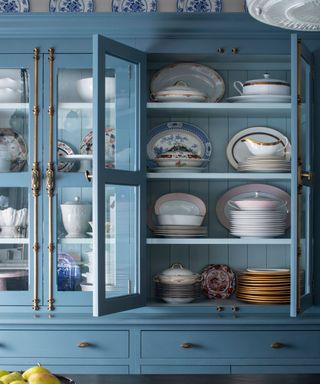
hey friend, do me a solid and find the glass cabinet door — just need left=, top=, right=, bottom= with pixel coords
left=92, top=35, right=146, bottom=316
left=290, top=35, right=313, bottom=316
left=43, top=53, right=94, bottom=308
left=0, top=54, right=39, bottom=307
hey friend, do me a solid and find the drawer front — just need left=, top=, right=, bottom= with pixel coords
left=0, top=330, right=129, bottom=358
left=141, top=330, right=320, bottom=359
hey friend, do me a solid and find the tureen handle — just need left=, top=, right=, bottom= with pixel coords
left=233, top=81, right=244, bottom=95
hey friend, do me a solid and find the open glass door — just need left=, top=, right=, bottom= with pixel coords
left=290, top=34, right=313, bottom=316
left=92, top=35, right=146, bottom=316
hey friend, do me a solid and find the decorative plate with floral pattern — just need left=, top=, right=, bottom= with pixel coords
left=49, top=0, right=94, bottom=12
left=0, top=128, right=27, bottom=172
left=0, top=0, right=29, bottom=12
left=177, top=0, right=222, bottom=13
left=112, top=0, right=157, bottom=12
left=201, top=264, right=236, bottom=299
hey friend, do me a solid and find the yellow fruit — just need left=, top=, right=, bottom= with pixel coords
left=10, top=381, right=27, bottom=384
left=27, top=373, right=60, bottom=384
left=0, top=372, right=9, bottom=378
left=0, top=372, right=23, bottom=384
left=22, top=367, right=51, bottom=381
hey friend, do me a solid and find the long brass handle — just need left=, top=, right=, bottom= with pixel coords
left=180, top=342, right=193, bottom=349
left=271, top=342, right=284, bottom=349
left=78, top=342, right=93, bottom=348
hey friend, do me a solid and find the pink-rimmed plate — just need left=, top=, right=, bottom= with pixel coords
left=58, top=140, right=75, bottom=172
left=0, top=128, right=27, bottom=171
left=154, top=193, right=206, bottom=217
left=216, top=184, right=291, bottom=229
left=201, top=264, right=236, bottom=299
left=80, top=127, right=115, bottom=168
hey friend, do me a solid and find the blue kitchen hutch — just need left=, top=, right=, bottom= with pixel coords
left=0, top=11, right=319, bottom=374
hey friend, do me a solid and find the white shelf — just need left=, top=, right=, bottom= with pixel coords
left=0, top=238, right=28, bottom=244
left=58, top=102, right=114, bottom=110
left=0, top=103, right=28, bottom=110
left=147, top=102, right=291, bottom=117
left=147, top=172, right=292, bottom=180
left=147, top=238, right=291, bottom=245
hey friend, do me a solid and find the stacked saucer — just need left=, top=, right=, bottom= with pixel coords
left=238, top=155, right=291, bottom=172
left=229, top=197, right=289, bottom=238
left=236, top=268, right=291, bottom=304
left=154, top=264, right=201, bottom=304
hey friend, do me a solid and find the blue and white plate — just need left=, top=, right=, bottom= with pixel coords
left=49, top=0, right=94, bottom=12
left=112, top=0, right=157, bottom=12
left=177, top=0, right=222, bottom=13
left=0, top=0, right=29, bottom=12
left=147, top=121, right=212, bottom=168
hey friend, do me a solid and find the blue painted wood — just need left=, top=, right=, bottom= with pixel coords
left=92, top=35, right=147, bottom=316
left=140, top=365, right=230, bottom=374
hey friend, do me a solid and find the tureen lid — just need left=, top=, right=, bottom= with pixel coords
left=244, top=73, right=289, bottom=87
left=157, top=81, right=207, bottom=97
left=62, top=196, right=91, bottom=205
left=160, top=263, right=195, bottom=276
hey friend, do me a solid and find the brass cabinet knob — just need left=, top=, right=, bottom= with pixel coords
left=77, top=341, right=93, bottom=348
left=180, top=342, right=193, bottom=349
left=271, top=342, right=284, bottom=349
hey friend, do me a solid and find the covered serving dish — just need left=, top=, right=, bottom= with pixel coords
left=152, top=80, right=208, bottom=102
left=234, top=73, right=290, bottom=96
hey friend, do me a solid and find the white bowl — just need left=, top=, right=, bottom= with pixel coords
left=0, top=88, right=22, bottom=103
left=231, top=199, right=285, bottom=210
left=0, top=77, right=20, bottom=89
left=156, top=274, right=201, bottom=285
left=0, top=207, right=28, bottom=227
left=154, top=158, right=208, bottom=168
left=157, top=214, right=204, bottom=226
left=76, top=77, right=115, bottom=102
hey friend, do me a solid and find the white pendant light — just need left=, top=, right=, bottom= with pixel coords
left=246, top=0, right=320, bottom=31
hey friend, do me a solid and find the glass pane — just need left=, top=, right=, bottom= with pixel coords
left=57, top=68, right=93, bottom=173
left=0, top=187, right=29, bottom=291
left=0, top=68, right=29, bottom=173
left=105, top=185, right=139, bottom=299
left=105, top=56, right=137, bottom=171
left=56, top=187, right=92, bottom=292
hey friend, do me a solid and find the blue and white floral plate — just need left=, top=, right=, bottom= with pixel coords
left=147, top=121, right=212, bottom=168
left=49, top=0, right=94, bottom=12
left=112, top=0, right=157, bottom=12
left=177, top=0, right=222, bottom=13
left=0, top=0, right=29, bottom=12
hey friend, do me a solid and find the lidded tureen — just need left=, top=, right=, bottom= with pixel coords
left=234, top=73, right=290, bottom=96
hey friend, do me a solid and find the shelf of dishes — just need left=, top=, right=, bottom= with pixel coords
left=147, top=238, right=291, bottom=245
left=147, top=172, right=292, bottom=179
left=147, top=102, right=291, bottom=117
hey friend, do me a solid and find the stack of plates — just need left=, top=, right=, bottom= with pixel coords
left=238, top=155, right=291, bottom=172
left=229, top=198, right=289, bottom=238
left=155, top=281, right=201, bottom=304
left=236, top=268, right=291, bottom=304
left=152, top=225, right=207, bottom=237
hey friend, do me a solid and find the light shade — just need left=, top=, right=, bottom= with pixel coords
left=246, top=0, right=320, bottom=31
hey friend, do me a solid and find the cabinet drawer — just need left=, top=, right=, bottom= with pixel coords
left=0, top=330, right=129, bottom=358
left=141, top=330, right=320, bottom=359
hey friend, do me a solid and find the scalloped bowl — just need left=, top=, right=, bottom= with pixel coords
left=76, top=77, right=115, bottom=102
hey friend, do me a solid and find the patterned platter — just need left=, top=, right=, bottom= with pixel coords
left=57, top=140, right=75, bottom=172
left=147, top=121, right=211, bottom=168
left=201, top=264, right=236, bottom=299
left=0, top=0, right=29, bottom=12
left=177, top=0, right=222, bottom=13
left=80, top=127, right=115, bottom=168
left=0, top=128, right=27, bottom=171
left=49, top=0, right=94, bottom=12
left=112, top=0, right=157, bottom=12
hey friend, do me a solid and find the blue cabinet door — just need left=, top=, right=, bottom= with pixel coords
left=92, top=35, right=147, bottom=316
left=0, top=53, right=43, bottom=308
left=290, top=34, right=314, bottom=316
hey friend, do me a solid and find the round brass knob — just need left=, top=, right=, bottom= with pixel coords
left=180, top=342, right=193, bottom=349
left=78, top=342, right=93, bottom=348
left=271, top=342, right=284, bottom=349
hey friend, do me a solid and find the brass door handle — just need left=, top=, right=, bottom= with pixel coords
left=85, top=170, right=93, bottom=182
left=271, top=342, right=284, bottom=349
left=78, top=342, right=93, bottom=348
left=180, top=342, right=193, bottom=349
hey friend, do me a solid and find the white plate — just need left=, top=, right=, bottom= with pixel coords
left=227, top=95, right=291, bottom=103
left=154, top=192, right=206, bottom=216
left=49, top=0, right=94, bottom=12
left=226, top=127, right=291, bottom=170
left=153, top=93, right=207, bottom=103
left=177, top=0, right=222, bottom=12
left=150, top=62, right=225, bottom=102
left=247, top=0, right=320, bottom=32
left=0, top=0, right=29, bottom=12
left=216, top=184, right=291, bottom=229
left=112, top=0, right=157, bottom=12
